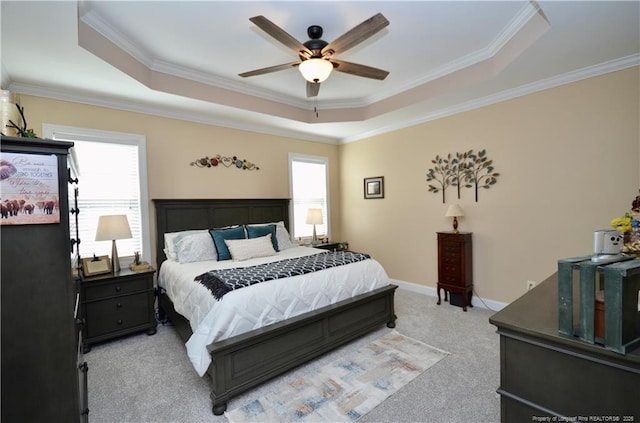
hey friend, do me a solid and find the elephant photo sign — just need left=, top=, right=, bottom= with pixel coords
left=0, top=152, right=60, bottom=225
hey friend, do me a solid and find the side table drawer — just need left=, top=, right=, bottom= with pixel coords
left=84, top=277, right=149, bottom=300
left=85, top=293, right=151, bottom=337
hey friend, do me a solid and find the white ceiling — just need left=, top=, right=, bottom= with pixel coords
left=2, top=1, right=639, bottom=144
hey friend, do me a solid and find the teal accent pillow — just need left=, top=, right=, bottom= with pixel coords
left=209, top=226, right=246, bottom=260
left=246, top=224, right=279, bottom=251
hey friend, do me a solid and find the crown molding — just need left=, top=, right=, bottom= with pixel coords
left=366, top=1, right=542, bottom=104
left=7, top=81, right=340, bottom=144
left=78, top=0, right=544, bottom=113
left=9, top=54, right=637, bottom=146
left=341, top=54, right=640, bottom=144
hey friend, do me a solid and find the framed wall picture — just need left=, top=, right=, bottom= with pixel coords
left=82, top=255, right=112, bottom=277
left=0, top=152, right=60, bottom=225
left=364, top=176, right=384, bottom=199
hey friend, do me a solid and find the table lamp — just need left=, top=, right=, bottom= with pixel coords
left=445, top=204, right=465, bottom=233
left=95, top=214, right=132, bottom=273
left=306, top=208, right=323, bottom=245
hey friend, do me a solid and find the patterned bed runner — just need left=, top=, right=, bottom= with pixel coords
left=195, top=250, right=370, bottom=300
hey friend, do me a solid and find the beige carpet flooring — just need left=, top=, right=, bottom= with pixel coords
left=85, top=288, right=501, bottom=422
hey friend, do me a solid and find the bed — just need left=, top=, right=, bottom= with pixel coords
left=153, top=198, right=397, bottom=415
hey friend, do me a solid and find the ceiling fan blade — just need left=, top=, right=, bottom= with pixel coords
left=321, top=13, right=389, bottom=57
left=250, top=16, right=312, bottom=57
left=331, top=60, right=389, bottom=80
left=306, top=81, right=320, bottom=97
left=239, top=61, right=300, bottom=78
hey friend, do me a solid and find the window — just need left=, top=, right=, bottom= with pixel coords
left=43, top=124, right=150, bottom=264
left=288, top=153, right=330, bottom=240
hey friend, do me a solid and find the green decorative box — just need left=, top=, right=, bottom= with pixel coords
left=558, top=256, right=640, bottom=354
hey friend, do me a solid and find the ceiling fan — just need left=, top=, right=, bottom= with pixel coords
left=239, top=13, right=390, bottom=97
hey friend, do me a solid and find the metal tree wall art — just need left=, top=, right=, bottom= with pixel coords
left=426, top=149, right=499, bottom=203
left=449, top=150, right=472, bottom=200
left=464, top=149, right=499, bottom=202
left=426, top=155, right=451, bottom=203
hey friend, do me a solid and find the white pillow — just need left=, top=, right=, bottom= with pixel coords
left=250, top=221, right=296, bottom=250
left=224, top=234, right=277, bottom=261
left=164, top=230, right=208, bottom=261
left=175, top=232, right=218, bottom=263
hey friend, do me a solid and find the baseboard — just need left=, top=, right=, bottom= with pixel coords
left=391, top=278, right=507, bottom=312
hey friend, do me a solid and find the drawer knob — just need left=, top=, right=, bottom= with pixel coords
left=116, top=303, right=122, bottom=309
left=115, top=286, right=121, bottom=292
left=117, top=319, right=123, bottom=325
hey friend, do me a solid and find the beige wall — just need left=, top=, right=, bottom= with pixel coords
left=16, top=66, right=639, bottom=304
left=19, top=95, right=341, bottom=261
left=339, top=66, right=640, bottom=303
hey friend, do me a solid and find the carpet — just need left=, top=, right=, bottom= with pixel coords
left=225, top=331, right=449, bottom=423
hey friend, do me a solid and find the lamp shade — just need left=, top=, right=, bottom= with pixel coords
left=95, top=215, right=132, bottom=241
left=306, top=208, right=324, bottom=225
left=299, top=58, right=333, bottom=83
left=445, top=204, right=465, bottom=218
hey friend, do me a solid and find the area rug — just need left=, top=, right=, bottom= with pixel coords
left=225, top=331, right=449, bottom=422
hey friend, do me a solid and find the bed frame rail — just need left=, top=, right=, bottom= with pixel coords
left=158, top=284, right=397, bottom=415
left=207, top=284, right=397, bottom=414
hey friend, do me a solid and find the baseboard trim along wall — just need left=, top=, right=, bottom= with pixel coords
left=392, top=279, right=507, bottom=312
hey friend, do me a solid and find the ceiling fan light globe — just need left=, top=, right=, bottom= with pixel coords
left=299, top=58, right=332, bottom=83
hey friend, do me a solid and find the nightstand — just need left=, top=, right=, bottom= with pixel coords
left=80, top=267, right=157, bottom=352
left=313, top=241, right=348, bottom=252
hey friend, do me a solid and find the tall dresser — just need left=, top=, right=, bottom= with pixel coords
left=1, top=136, right=84, bottom=422
left=436, top=231, right=473, bottom=311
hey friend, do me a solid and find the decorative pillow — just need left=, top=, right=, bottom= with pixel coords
left=164, top=229, right=208, bottom=261
left=175, top=232, right=218, bottom=263
left=209, top=226, right=247, bottom=261
left=246, top=224, right=279, bottom=251
left=224, top=234, right=276, bottom=261
left=250, top=221, right=296, bottom=250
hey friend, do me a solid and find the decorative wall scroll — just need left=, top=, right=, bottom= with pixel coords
left=0, top=152, right=60, bottom=225
left=190, top=155, right=260, bottom=171
left=426, top=149, right=499, bottom=203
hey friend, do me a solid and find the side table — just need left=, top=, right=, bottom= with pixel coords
left=80, top=267, right=156, bottom=352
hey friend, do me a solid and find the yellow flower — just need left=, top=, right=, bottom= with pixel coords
left=611, top=215, right=632, bottom=233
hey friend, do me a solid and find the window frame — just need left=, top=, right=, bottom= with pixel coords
left=43, top=124, right=151, bottom=263
left=288, top=152, right=331, bottom=241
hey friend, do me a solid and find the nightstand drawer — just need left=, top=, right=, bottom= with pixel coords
left=83, top=277, right=150, bottom=301
left=85, top=293, right=151, bottom=337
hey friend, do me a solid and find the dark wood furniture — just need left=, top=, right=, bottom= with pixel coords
left=436, top=231, right=473, bottom=311
left=80, top=267, right=157, bottom=352
left=1, top=136, right=82, bottom=422
left=489, top=273, right=640, bottom=421
left=154, top=198, right=397, bottom=415
left=314, top=241, right=347, bottom=251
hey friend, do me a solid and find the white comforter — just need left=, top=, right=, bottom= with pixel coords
left=158, top=246, right=391, bottom=376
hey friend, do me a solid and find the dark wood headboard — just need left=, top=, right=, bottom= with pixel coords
left=153, top=198, right=291, bottom=266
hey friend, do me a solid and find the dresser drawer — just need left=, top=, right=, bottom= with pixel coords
left=439, top=272, right=462, bottom=285
left=83, top=277, right=150, bottom=301
left=85, top=293, right=151, bottom=337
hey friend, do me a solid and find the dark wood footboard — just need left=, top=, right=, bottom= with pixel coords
left=158, top=284, right=397, bottom=415
left=153, top=199, right=397, bottom=415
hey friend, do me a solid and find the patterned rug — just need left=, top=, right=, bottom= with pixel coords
left=225, top=331, right=449, bottom=422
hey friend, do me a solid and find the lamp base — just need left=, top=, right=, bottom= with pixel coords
left=452, top=216, right=459, bottom=233
left=111, top=240, right=120, bottom=273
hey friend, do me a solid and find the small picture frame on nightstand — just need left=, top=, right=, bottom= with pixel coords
left=82, top=255, right=111, bottom=277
